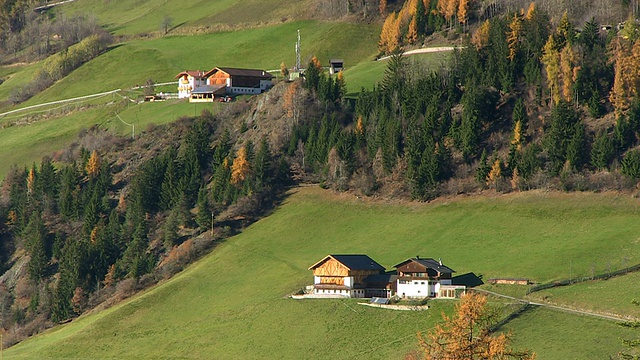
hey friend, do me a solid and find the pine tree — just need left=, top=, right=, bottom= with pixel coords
left=415, top=0, right=427, bottom=35
left=23, top=212, right=48, bottom=282
left=253, top=137, right=271, bottom=190
left=475, top=150, right=490, bottom=185
left=591, top=131, right=614, bottom=171
left=195, top=185, right=210, bottom=231
left=163, top=209, right=179, bottom=249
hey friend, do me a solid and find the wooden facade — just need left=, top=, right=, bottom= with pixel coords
left=395, top=258, right=453, bottom=280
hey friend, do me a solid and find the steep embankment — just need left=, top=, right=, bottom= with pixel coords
left=5, top=186, right=640, bottom=359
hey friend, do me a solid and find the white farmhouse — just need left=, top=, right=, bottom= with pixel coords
left=395, top=257, right=465, bottom=299
left=175, top=70, right=207, bottom=99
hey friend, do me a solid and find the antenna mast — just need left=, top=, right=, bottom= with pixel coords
left=295, top=29, right=301, bottom=71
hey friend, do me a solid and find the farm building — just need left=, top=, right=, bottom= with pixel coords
left=308, top=254, right=385, bottom=298
left=176, top=66, right=274, bottom=102
left=329, top=59, right=344, bottom=75
left=175, top=70, right=207, bottom=99
left=307, top=255, right=467, bottom=299
left=395, top=257, right=465, bottom=299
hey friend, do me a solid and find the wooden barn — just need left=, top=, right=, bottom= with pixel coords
left=308, top=254, right=385, bottom=298
left=175, top=67, right=274, bottom=102
left=203, top=67, right=274, bottom=95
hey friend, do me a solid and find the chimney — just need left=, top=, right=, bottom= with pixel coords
left=416, top=255, right=420, bottom=260
left=439, top=258, right=442, bottom=266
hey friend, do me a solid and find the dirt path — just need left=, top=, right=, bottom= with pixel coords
left=377, top=46, right=458, bottom=61
left=473, top=288, right=633, bottom=323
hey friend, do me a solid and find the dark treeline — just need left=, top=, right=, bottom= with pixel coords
left=288, top=4, right=640, bottom=201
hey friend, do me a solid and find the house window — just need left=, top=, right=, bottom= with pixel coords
left=421, top=282, right=425, bottom=285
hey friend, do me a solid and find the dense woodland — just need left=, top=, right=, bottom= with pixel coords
left=3, top=0, right=640, bottom=350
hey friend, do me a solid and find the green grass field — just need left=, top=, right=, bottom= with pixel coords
left=57, top=0, right=314, bottom=35
left=528, top=272, right=640, bottom=319
left=5, top=187, right=640, bottom=359
left=505, top=306, right=636, bottom=359
left=0, top=20, right=379, bottom=107
left=344, top=51, right=452, bottom=94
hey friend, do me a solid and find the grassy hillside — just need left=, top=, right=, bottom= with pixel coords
left=528, top=272, right=640, bottom=318
left=5, top=187, right=640, bottom=359
left=55, top=0, right=314, bottom=35
left=3, top=20, right=379, bottom=107
left=344, top=51, right=451, bottom=94
left=0, top=19, right=380, bottom=176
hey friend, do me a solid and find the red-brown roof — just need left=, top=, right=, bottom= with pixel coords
left=203, top=67, right=274, bottom=79
left=175, top=70, right=206, bottom=79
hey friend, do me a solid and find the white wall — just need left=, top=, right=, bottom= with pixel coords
left=397, top=279, right=431, bottom=298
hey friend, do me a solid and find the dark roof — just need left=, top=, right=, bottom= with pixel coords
left=394, top=258, right=455, bottom=274
left=204, top=67, right=274, bottom=79
left=191, top=84, right=226, bottom=94
left=329, top=59, right=344, bottom=64
left=309, top=254, right=385, bottom=271
left=452, top=272, right=484, bottom=287
left=175, top=70, right=206, bottom=79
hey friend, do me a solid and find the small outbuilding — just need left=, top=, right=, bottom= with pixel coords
left=329, top=59, right=344, bottom=75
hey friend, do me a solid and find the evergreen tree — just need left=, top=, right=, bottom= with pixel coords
left=475, top=150, right=490, bottom=185
left=23, top=212, right=48, bottom=282
left=163, top=209, right=179, bottom=249
left=195, top=185, right=210, bottom=231
left=591, top=131, right=615, bottom=171
left=622, top=149, right=640, bottom=180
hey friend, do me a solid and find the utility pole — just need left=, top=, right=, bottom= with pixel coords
left=115, top=112, right=135, bottom=139
left=295, top=29, right=301, bottom=72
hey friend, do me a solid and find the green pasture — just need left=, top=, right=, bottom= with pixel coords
left=0, top=99, right=210, bottom=179
left=505, top=306, right=636, bottom=359
left=344, top=51, right=452, bottom=94
left=56, top=0, right=314, bottom=35
left=5, top=186, right=640, bottom=358
left=0, top=20, right=379, bottom=107
left=528, top=272, right=640, bottom=319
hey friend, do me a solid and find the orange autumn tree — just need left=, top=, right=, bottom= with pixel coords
left=86, top=150, right=101, bottom=177
left=458, top=0, right=469, bottom=31
left=410, top=292, right=536, bottom=360
left=407, top=15, right=419, bottom=44
left=472, top=20, right=490, bottom=50
left=230, top=146, right=250, bottom=186
left=379, top=0, right=387, bottom=15
left=379, top=11, right=402, bottom=53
